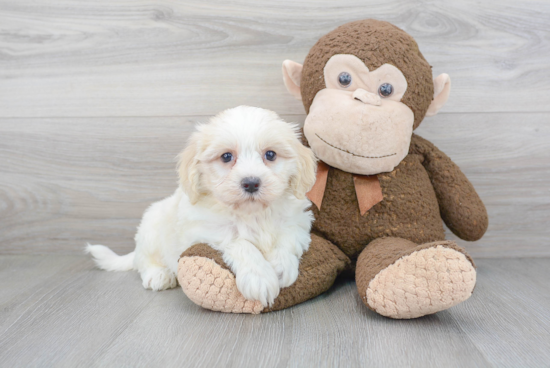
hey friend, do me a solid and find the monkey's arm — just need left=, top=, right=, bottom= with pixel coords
left=410, top=134, right=488, bottom=241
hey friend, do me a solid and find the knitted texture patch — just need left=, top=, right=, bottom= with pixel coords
left=178, top=256, right=263, bottom=314
left=366, top=245, right=476, bottom=319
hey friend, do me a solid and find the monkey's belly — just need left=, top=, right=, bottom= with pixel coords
left=311, top=155, right=446, bottom=261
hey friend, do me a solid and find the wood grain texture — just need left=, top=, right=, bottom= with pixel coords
left=416, top=112, right=550, bottom=257
left=0, top=255, right=549, bottom=367
left=1, top=113, right=548, bottom=257
left=1, top=2, right=548, bottom=366
left=450, top=258, right=550, bottom=367
left=1, top=0, right=549, bottom=117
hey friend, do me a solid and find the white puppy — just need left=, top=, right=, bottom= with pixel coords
left=87, top=106, right=317, bottom=306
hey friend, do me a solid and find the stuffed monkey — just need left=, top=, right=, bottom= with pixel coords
left=177, top=19, right=488, bottom=319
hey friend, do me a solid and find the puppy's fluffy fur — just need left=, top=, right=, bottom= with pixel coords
left=87, top=106, right=317, bottom=306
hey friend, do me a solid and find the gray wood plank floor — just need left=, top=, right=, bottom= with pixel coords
left=0, top=255, right=548, bottom=367
left=1, top=1, right=549, bottom=367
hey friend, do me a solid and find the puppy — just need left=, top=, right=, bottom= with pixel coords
left=87, top=106, right=317, bottom=306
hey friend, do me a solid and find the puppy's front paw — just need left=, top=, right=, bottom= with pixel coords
left=235, top=265, right=279, bottom=307
left=267, top=250, right=299, bottom=289
left=141, top=267, right=177, bottom=291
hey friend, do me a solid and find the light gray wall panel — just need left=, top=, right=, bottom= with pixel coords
left=0, top=0, right=549, bottom=117
left=1, top=113, right=548, bottom=257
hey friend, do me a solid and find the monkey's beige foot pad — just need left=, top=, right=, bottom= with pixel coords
left=178, top=256, right=264, bottom=314
left=366, top=245, right=476, bottom=319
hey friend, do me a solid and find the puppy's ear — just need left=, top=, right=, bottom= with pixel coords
left=177, top=133, right=202, bottom=204
left=290, top=142, right=317, bottom=199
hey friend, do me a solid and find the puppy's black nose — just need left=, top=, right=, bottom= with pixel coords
left=241, top=177, right=261, bottom=193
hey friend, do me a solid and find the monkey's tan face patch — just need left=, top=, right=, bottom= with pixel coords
left=303, top=54, right=415, bottom=175
left=324, top=55, right=408, bottom=101
left=304, top=88, right=414, bottom=175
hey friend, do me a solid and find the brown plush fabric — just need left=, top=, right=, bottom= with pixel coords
left=181, top=243, right=230, bottom=270
left=311, top=134, right=488, bottom=263
left=312, top=137, right=443, bottom=262
left=264, top=234, right=350, bottom=312
left=411, top=135, right=489, bottom=241
left=179, top=235, right=351, bottom=312
left=355, top=237, right=475, bottom=311
left=300, top=19, right=433, bottom=129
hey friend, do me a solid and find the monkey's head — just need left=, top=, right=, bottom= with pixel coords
left=282, top=19, right=451, bottom=175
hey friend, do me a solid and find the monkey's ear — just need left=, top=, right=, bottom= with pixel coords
left=426, top=73, right=451, bottom=117
left=282, top=60, right=303, bottom=100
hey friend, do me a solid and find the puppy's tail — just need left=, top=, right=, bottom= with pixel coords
left=85, top=244, right=135, bottom=271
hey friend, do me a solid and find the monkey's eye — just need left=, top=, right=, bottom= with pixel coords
left=265, top=150, right=276, bottom=161
left=221, top=152, right=233, bottom=163
left=338, top=72, right=352, bottom=88
left=378, top=83, right=393, bottom=97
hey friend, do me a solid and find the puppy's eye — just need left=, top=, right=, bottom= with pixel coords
left=221, top=152, right=233, bottom=163
left=265, top=151, right=276, bottom=161
left=378, top=83, right=393, bottom=97
left=338, top=72, right=352, bottom=88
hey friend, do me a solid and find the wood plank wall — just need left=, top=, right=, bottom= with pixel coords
left=1, top=0, right=549, bottom=257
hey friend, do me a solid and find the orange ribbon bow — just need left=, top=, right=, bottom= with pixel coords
left=306, top=161, right=383, bottom=215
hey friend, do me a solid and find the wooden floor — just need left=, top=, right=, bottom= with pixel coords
left=0, top=255, right=548, bottom=367
left=2, top=0, right=550, bottom=367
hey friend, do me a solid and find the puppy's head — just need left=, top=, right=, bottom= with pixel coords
left=178, top=106, right=317, bottom=210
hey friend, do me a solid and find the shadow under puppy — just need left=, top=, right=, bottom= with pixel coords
left=87, top=106, right=317, bottom=307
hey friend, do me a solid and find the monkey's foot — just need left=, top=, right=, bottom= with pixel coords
left=178, top=237, right=350, bottom=314
left=357, top=239, right=476, bottom=319
left=178, top=255, right=263, bottom=314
